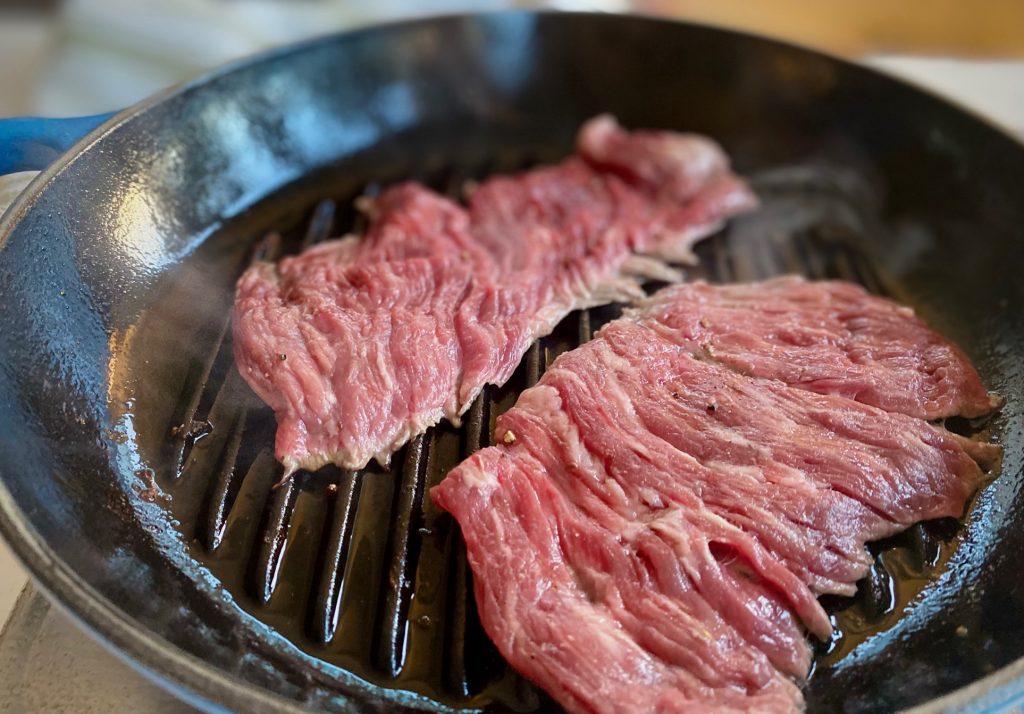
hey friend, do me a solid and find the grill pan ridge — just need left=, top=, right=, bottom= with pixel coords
left=151, top=157, right=989, bottom=712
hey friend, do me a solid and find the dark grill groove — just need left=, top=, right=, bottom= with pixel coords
left=374, top=434, right=429, bottom=676
left=198, top=407, right=247, bottom=551
left=310, top=468, right=361, bottom=644
left=303, top=198, right=337, bottom=248
left=250, top=477, right=299, bottom=605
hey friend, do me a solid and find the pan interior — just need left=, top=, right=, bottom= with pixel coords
left=113, top=151, right=1010, bottom=712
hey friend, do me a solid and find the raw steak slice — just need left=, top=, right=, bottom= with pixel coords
left=436, top=446, right=805, bottom=714
left=578, top=114, right=756, bottom=263
left=235, top=256, right=474, bottom=473
left=234, top=116, right=756, bottom=472
left=634, top=276, right=1002, bottom=420
left=431, top=279, right=1000, bottom=713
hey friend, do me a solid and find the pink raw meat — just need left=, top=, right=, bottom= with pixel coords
left=234, top=116, right=756, bottom=472
left=431, top=278, right=1000, bottom=713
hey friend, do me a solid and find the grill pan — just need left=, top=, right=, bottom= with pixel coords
left=1, top=12, right=1023, bottom=713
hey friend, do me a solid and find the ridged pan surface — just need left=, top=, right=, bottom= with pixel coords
left=0, top=12, right=1022, bottom=714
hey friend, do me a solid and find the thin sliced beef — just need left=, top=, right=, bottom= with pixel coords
left=234, top=116, right=756, bottom=472
left=493, top=384, right=824, bottom=679
left=578, top=114, right=756, bottom=263
left=542, top=322, right=990, bottom=594
left=437, top=447, right=804, bottom=714
left=235, top=256, right=476, bottom=473
left=431, top=279, right=1000, bottom=713
left=634, top=276, right=1002, bottom=419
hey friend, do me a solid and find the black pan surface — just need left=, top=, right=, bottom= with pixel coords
left=0, top=12, right=1022, bottom=713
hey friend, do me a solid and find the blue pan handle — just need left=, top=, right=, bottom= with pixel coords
left=0, top=112, right=117, bottom=174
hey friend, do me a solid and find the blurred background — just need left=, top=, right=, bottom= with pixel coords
left=0, top=0, right=1023, bottom=131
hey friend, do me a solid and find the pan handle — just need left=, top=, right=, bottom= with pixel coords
left=0, top=112, right=117, bottom=175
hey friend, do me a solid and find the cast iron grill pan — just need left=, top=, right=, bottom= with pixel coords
left=3, top=14, right=1024, bottom=714
left=137, top=153, right=992, bottom=712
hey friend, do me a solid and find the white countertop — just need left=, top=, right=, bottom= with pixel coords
left=0, top=544, right=26, bottom=631
left=1, top=14, right=1023, bottom=630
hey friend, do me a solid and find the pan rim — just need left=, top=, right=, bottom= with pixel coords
left=0, top=9, right=1021, bottom=713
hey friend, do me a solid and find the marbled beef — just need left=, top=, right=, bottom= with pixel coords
left=234, top=116, right=756, bottom=473
left=431, top=279, right=1000, bottom=713
left=634, top=277, right=1001, bottom=419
